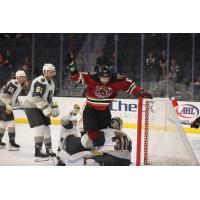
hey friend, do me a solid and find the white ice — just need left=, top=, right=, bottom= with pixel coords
left=0, top=124, right=200, bottom=166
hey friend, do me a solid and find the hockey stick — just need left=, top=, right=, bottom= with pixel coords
left=13, top=107, right=25, bottom=110
left=35, top=157, right=50, bottom=162
left=181, top=121, right=192, bottom=126
left=77, top=100, right=86, bottom=126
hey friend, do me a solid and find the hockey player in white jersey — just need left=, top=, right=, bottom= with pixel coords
left=0, top=70, right=27, bottom=150
left=57, top=117, right=132, bottom=166
left=24, top=63, right=59, bottom=161
left=58, top=104, right=81, bottom=152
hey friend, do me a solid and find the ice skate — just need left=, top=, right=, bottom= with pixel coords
left=8, top=140, right=20, bottom=151
left=46, top=148, right=56, bottom=157
left=35, top=147, right=49, bottom=162
left=0, top=141, right=6, bottom=149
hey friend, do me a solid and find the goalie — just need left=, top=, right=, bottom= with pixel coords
left=57, top=116, right=132, bottom=166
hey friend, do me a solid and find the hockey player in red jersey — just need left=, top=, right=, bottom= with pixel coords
left=67, top=59, right=152, bottom=147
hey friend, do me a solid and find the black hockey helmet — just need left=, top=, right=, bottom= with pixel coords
left=97, top=66, right=111, bottom=78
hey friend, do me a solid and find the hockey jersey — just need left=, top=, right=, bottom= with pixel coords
left=0, top=79, right=22, bottom=107
left=71, top=71, right=142, bottom=111
left=24, top=75, right=55, bottom=109
left=95, top=128, right=132, bottom=160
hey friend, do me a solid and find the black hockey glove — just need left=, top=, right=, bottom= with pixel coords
left=67, top=61, right=78, bottom=76
left=191, top=116, right=200, bottom=129
left=138, top=89, right=153, bottom=99
left=66, top=53, right=78, bottom=75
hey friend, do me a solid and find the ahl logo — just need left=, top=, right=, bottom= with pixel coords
left=176, top=104, right=199, bottom=118
left=95, top=85, right=113, bottom=98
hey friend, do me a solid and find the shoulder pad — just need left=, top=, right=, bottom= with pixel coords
left=10, top=79, right=18, bottom=86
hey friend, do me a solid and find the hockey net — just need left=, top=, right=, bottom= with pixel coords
left=136, top=98, right=199, bottom=166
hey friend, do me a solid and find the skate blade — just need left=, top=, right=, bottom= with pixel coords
left=35, top=157, right=50, bottom=162
left=8, top=147, right=20, bottom=151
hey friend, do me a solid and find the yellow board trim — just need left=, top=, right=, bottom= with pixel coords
left=15, top=118, right=200, bottom=134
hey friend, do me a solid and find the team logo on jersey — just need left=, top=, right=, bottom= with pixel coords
left=95, top=85, right=113, bottom=98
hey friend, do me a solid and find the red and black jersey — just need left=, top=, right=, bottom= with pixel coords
left=70, top=71, right=142, bottom=111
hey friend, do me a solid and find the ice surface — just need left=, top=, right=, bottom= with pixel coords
left=0, top=124, right=200, bottom=166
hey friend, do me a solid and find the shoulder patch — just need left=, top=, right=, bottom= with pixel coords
left=41, top=78, right=45, bottom=83
left=117, top=74, right=124, bottom=80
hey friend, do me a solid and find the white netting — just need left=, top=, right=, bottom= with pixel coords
left=140, top=98, right=199, bottom=166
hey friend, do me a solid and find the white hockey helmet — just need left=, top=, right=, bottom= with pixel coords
left=42, top=63, right=56, bottom=75
left=15, top=70, right=26, bottom=78
left=110, top=117, right=123, bottom=130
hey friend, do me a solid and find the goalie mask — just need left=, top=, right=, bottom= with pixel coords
left=110, top=117, right=123, bottom=130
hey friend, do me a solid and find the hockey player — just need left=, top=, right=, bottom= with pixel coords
left=0, top=70, right=27, bottom=150
left=58, top=104, right=81, bottom=152
left=67, top=59, right=152, bottom=147
left=57, top=117, right=132, bottom=166
left=191, top=116, right=200, bottom=129
left=24, top=63, right=59, bottom=161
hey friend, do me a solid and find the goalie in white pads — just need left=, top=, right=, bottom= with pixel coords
left=57, top=117, right=132, bottom=166
left=24, top=63, right=59, bottom=161
left=0, top=70, right=27, bottom=150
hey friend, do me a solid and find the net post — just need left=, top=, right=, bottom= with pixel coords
left=136, top=97, right=143, bottom=166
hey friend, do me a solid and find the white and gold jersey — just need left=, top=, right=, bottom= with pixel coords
left=0, top=79, right=22, bottom=106
left=25, top=75, right=55, bottom=108
left=96, top=128, right=132, bottom=160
